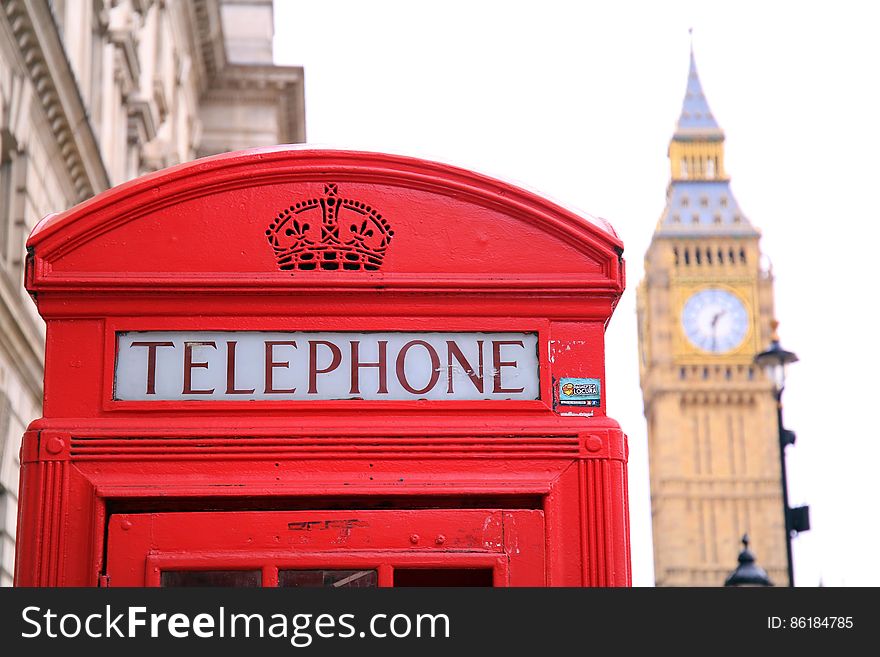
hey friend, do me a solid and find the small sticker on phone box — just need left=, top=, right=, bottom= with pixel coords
left=558, top=377, right=601, bottom=406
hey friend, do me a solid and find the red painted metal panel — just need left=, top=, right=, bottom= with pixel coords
left=27, top=150, right=622, bottom=288
left=503, top=510, right=546, bottom=586
left=106, top=510, right=538, bottom=587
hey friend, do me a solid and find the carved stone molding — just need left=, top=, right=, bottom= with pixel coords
left=3, top=0, right=109, bottom=200
left=189, top=1, right=305, bottom=144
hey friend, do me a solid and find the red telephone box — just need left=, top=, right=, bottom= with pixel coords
left=15, top=148, right=629, bottom=587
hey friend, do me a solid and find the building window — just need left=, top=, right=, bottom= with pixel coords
left=0, top=132, right=27, bottom=279
left=680, top=158, right=689, bottom=179
left=700, top=196, right=709, bottom=207
left=681, top=196, right=689, bottom=207
left=706, top=157, right=715, bottom=178
left=0, top=149, right=12, bottom=266
left=90, top=11, right=106, bottom=123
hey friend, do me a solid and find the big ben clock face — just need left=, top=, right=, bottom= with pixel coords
left=681, top=288, right=749, bottom=353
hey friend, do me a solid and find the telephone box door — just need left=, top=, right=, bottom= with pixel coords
left=105, top=509, right=545, bottom=587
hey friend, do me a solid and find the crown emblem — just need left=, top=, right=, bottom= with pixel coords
left=266, top=183, right=394, bottom=272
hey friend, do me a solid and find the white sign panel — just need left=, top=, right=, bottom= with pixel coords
left=115, top=331, right=540, bottom=401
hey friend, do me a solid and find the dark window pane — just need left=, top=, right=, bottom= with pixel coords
left=160, top=570, right=261, bottom=587
left=278, top=569, right=377, bottom=588
left=393, top=569, right=494, bottom=587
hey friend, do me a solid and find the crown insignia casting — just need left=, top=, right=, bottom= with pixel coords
left=266, top=183, right=394, bottom=272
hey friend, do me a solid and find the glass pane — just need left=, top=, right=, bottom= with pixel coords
left=393, top=568, right=494, bottom=587
left=160, top=570, right=261, bottom=587
left=278, top=569, right=378, bottom=588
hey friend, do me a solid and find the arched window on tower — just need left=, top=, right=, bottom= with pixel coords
left=706, top=157, right=715, bottom=178
left=680, top=158, right=689, bottom=179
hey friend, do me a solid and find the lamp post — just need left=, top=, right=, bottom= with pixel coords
left=753, top=320, right=809, bottom=587
left=725, top=534, right=772, bottom=587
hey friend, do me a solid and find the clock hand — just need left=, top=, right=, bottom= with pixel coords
left=710, top=310, right=726, bottom=350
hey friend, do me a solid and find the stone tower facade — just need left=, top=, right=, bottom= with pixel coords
left=637, top=50, right=787, bottom=586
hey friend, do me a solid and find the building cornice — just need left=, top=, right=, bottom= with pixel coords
left=202, top=64, right=306, bottom=143
left=189, top=1, right=306, bottom=144
left=189, top=0, right=225, bottom=93
left=3, top=0, right=110, bottom=200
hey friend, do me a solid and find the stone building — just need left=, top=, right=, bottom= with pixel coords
left=0, top=0, right=304, bottom=585
left=637, top=49, right=787, bottom=586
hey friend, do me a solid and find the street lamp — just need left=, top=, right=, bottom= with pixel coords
left=725, top=534, right=772, bottom=587
left=753, top=320, right=810, bottom=587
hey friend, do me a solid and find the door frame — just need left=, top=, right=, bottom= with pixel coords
left=144, top=552, right=509, bottom=587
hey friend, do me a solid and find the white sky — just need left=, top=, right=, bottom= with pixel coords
left=273, top=0, right=880, bottom=586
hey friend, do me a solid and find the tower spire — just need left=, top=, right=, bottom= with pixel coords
left=655, top=41, right=758, bottom=237
left=675, top=37, right=722, bottom=138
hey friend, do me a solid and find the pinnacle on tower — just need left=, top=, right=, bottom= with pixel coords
left=674, top=45, right=723, bottom=140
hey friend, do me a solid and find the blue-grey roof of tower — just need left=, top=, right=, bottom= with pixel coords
left=675, top=50, right=723, bottom=140
left=657, top=180, right=758, bottom=236
left=657, top=50, right=759, bottom=238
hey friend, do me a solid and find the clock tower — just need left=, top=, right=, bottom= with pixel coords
left=637, top=49, right=788, bottom=586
